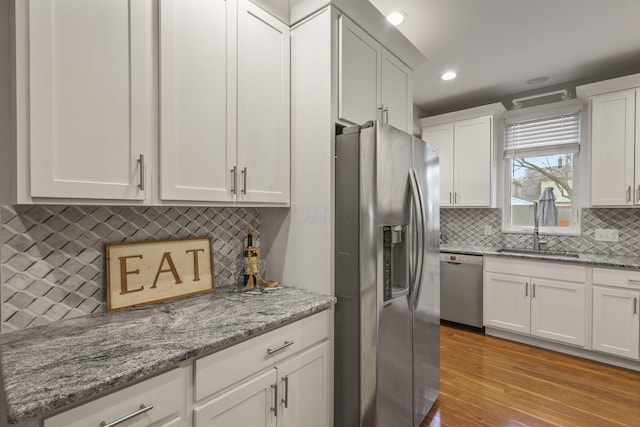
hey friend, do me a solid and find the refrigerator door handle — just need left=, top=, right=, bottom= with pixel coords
left=409, top=169, right=426, bottom=309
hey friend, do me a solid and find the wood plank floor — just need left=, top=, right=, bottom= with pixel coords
left=421, top=324, right=640, bottom=427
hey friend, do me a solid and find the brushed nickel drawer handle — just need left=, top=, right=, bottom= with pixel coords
left=634, top=297, right=638, bottom=315
left=627, top=185, right=632, bottom=202
left=100, top=404, right=153, bottom=427
left=267, top=341, right=294, bottom=355
left=628, top=279, right=640, bottom=284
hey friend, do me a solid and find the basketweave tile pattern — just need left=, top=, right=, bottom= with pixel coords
left=0, top=205, right=260, bottom=333
left=441, top=207, right=640, bottom=257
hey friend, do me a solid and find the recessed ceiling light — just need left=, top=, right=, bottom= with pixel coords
left=441, top=71, right=457, bottom=81
left=526, top=76, right=549, bottom=85
left=386, top=11, right=407, bottom=26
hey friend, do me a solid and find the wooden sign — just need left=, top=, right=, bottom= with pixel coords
left=105, top=237, right=214, bottom=312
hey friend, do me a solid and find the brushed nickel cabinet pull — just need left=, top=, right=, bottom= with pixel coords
left=241, top=167, right=248, bottom=195
left=525, top=282, right=528, bottom=297
left=100, top=404, right=153, bottom=427
left=271, top=384, right=278, bottom=417
left=449, top=192, right=452, bottom=204
left=454, top=192, right=458, bottom=204
left=267, top=340, right=294, bottom=355
left=383, top=105, right=389, bottom=123
left=137, top=154, right=145, bottom=190
left=532, top=283, right=536, bottom=298
left=378, top=105, right=384, bottom=121
left=634, top=297, right=637, bottom=315
left=231, top=166, right=237, bottom=194
left=281, top=376, right=289, bottom=408
left=627, top=185, right=632, bottom=202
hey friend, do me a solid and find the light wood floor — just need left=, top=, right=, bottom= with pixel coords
left=421, top=324, right=640, bottom=427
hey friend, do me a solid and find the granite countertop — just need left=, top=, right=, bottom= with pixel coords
left=0, top=286, right=336, bottom=424
left=440, top=244, right=640, bottom=269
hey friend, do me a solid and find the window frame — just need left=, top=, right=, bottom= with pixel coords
left=501, top=99, right=586, bottom=236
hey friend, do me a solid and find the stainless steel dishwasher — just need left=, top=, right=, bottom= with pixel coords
left=440, top=253, right=483, bottom=328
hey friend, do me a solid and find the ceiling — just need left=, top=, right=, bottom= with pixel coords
left=369, top=0, right=640, bottom=116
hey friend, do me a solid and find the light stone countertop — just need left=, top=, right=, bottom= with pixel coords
left=0, top=286, right=336, bottom=424
left=440, top=244, right=640, bottom=269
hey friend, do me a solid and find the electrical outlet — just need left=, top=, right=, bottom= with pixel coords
left=484, top=225, right=492, bottom=236
left=595, top=228, right=619, bottom=242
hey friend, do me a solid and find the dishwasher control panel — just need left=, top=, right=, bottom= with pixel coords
left=440, top=253, right=483, bottom=265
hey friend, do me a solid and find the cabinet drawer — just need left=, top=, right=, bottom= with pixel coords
left=44, top=368, right=184, bottom=427
left=195, top=310, right=329, bottom=401
left=593, top=267, right=640, bottom=289
left=485, top=256, right=586, bottom=283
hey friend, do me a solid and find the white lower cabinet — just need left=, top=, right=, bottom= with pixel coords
left=194, top=368, right=278, bottom=427
left=43, top=368, right=185, bottom=427
left=591, top=267, right=640, bottom=359
left=277, top=342, right=329, bottom=427
left=484, top=272, right=531, bottom=334
left=194, top=311, right=330, bottom=427
left=484, top=257, right=587, bottom=347
left=36, top=311, right=330, bottom=427
left=194, top=342, right=329, bottom=427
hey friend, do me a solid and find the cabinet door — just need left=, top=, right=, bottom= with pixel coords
left=159, top=0, right=234, bottom=202
left=338, top=15, right=381, bottom=126
left=484, top=272, right=530, bottom=333
left=592, top=286, right=640, bottom=359
left=381, top=50, right=411, bottom=132
left=237, top=0, right=290, bottom=203
left=277, top=342, right=329, bottom=427
left=421, top=124, right=454, bottom=207
left=194, top=368, right=277, bottom=427
left=454, top=116, right=492, bottom=207
left=530, top=279, right=586, bottom=347
left=591, top=89, right=636, bottom=206
left=28, top=0, right=151, bottom=200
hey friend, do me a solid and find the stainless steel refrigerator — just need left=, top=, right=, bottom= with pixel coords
left=335, top=121, right=440, bottom=427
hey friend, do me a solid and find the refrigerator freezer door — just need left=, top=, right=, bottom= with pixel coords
left=374, top=123, right=414, bottom=427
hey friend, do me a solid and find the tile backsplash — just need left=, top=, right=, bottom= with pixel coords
left=441, top=207, right=640, bottom=257
left=0, top=205, right=259, bottom=333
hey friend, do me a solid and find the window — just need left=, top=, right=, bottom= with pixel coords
left=503, top=102, right=582, bottom=235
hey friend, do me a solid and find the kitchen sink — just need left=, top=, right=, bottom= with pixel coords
left=497, top=248, right=580, bottom=258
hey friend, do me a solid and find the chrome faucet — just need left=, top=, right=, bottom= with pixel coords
left=532, top=201, right=547, bottom=251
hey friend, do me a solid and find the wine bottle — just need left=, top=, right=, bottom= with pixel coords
left=243, top=229, right=258, bottom=288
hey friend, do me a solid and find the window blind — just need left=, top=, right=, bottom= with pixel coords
left=504, top=111, right=580, bottom=158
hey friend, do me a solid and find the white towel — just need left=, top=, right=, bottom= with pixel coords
left=538, top=187, right=558, bottom=227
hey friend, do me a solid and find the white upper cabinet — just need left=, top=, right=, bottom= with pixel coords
left=338, top=15, right=412, bottom=132
left=454, top=116, right=492, bottom=207
left=338, top=16, right=381, bottom=127
left=8, top=0, right=289, bottom=205
left=380, top=50, right=412, bottom=133
left=236, top=0, right=290, bottom=204
left=421, top=124, right=454, bottom=207
left=26, top=0, right=152, bottom=201
left=590, top=89, right=637, bottom=206
left=420, top=104, right=505, bottom=207
left=159, top=0, right=290, bottom=204
left=577, top=73, right=640, bottom=207
left=160, top=0, right=233, bottom=202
